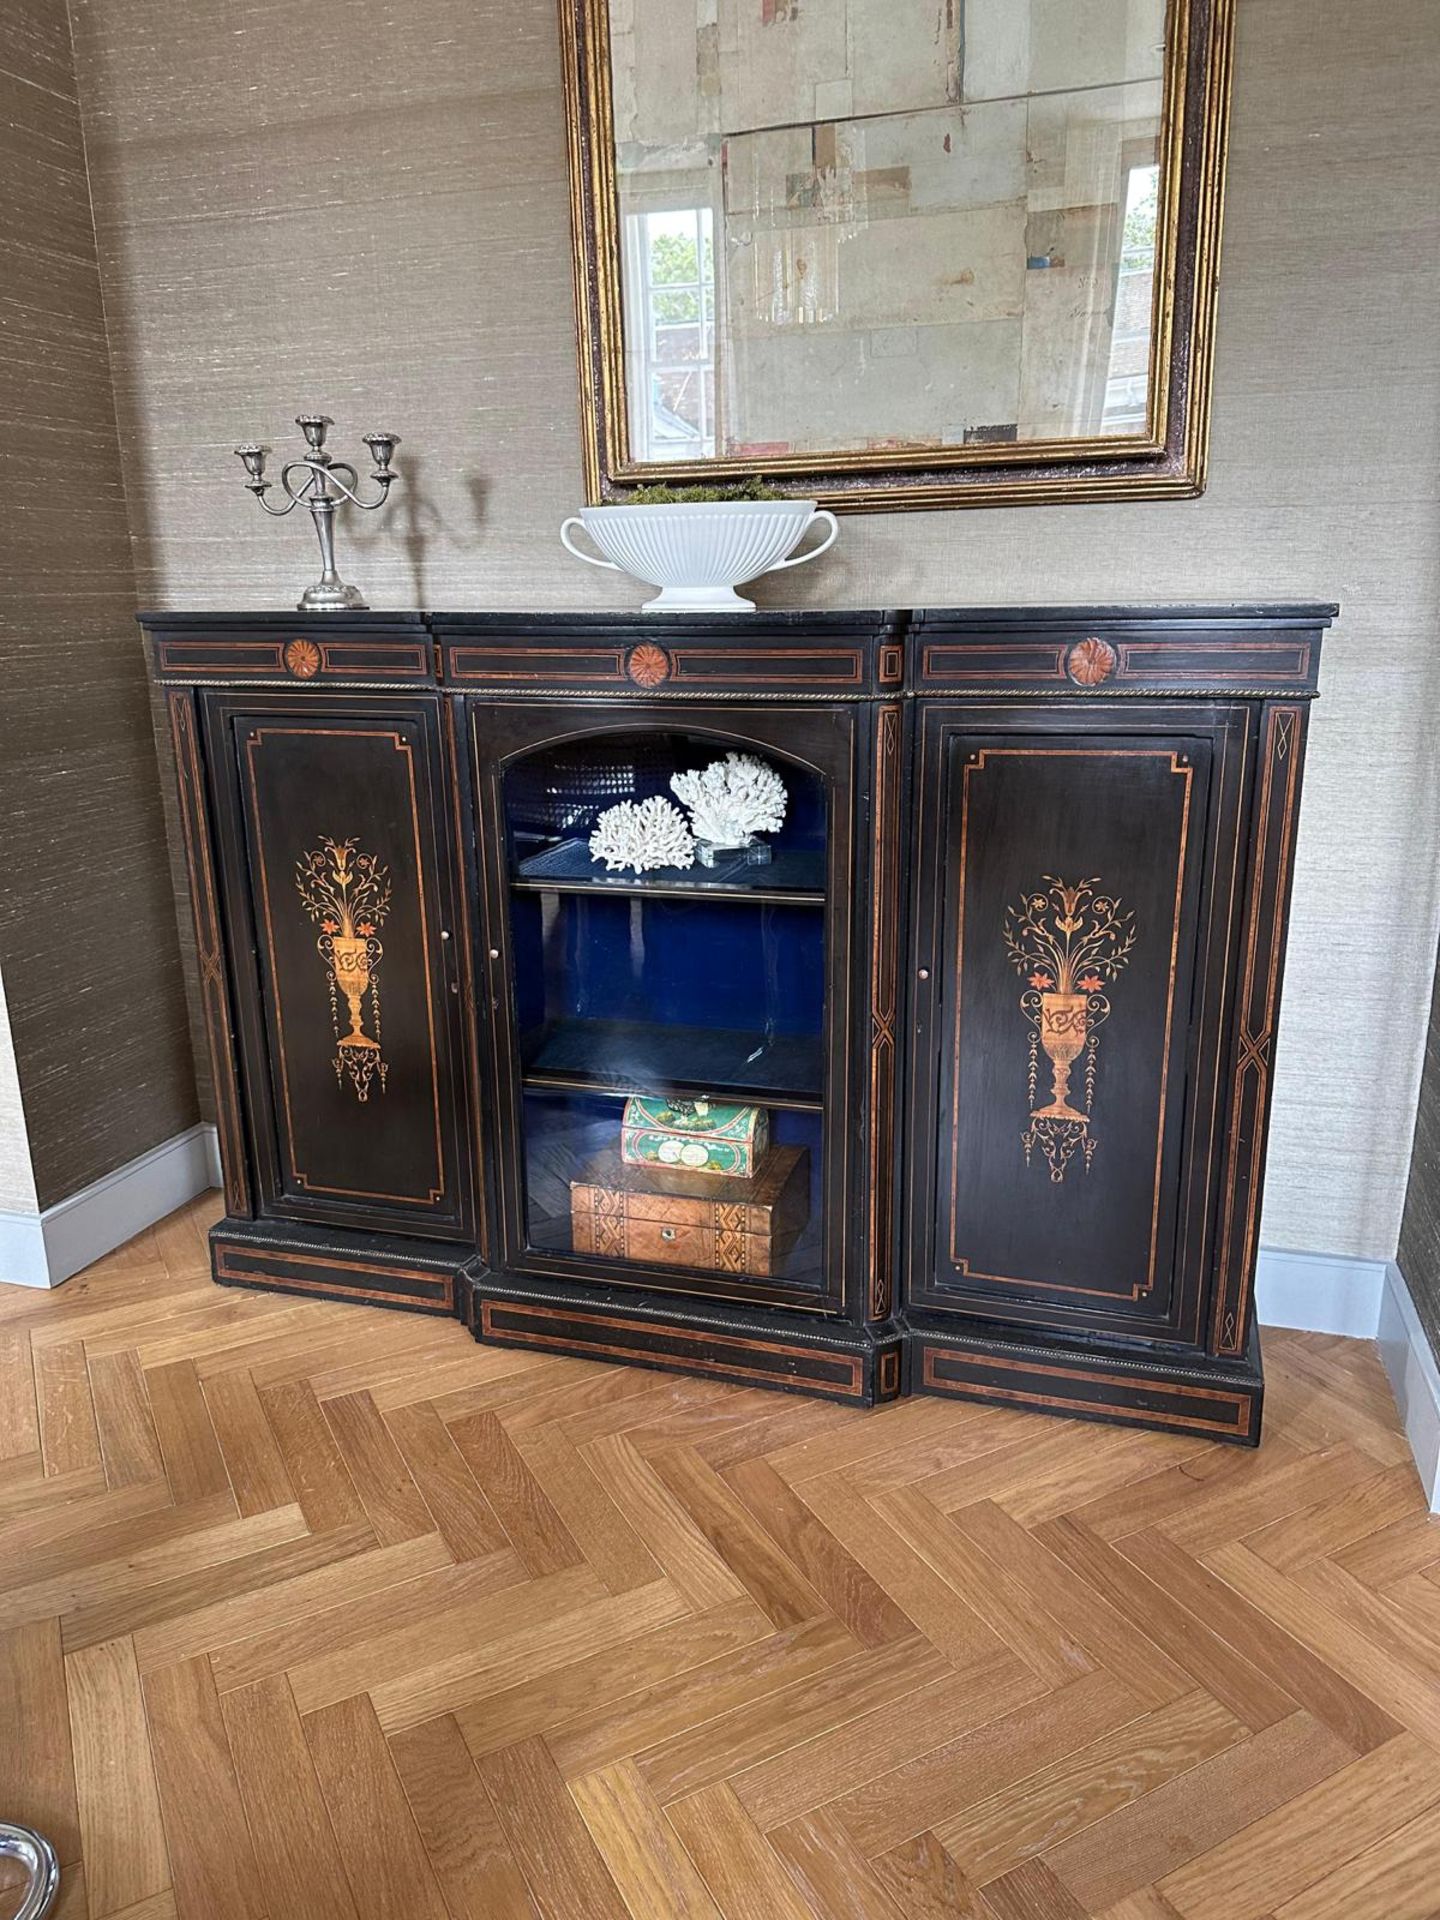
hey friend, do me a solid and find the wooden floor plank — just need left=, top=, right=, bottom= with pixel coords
left=870, top=1831, right=987, bottom=1919
left=36, top=1342, right=102, bottom=1479
left=665, top=1782, right=823, bottom=1920
left=791, top=1470, right=1006, bottom=1669
left=1240, top=1461, right=1423, bottom=1573
left=207, top=1546, right=519, bottom=1696
left=448, top=1409, right=585, bottom=1576
left=1157, top=1731, right=1440, bottom=1920
left=0, top=1326, right=40, bottom=1461
left=65, top=1637, right=170, bottom=1918
left=257, top=1379, right=366, bottom=1533
left=279, top=1560, right=593, bottom=1719
left=542, top=1615, right=860, bottom=1783
left=4, top=1500, right=305, bottom=1637
left=201, top=1369, right=296, bottom=1517
left=384, top=1399, right=509, bottom=1562
left=809, top=1666, right=1133, bottom=1857
left=132, top=1529, right=440, bottom=1677
left=636, top=1631, right=953, bottom=1806
left=474, top=1736, right=632, bottom=1920
left=982, top=1858, right=1092, bottom=1918
left=720, top=1454, right=914, bottom=1647
left=512, top=1421, right=662, bottom=1593
left=146, top=1360, right=233, bottom=1505
left=769, top=1805, right=909, bottom=1918
left=369, top=1577, right=690, bottom=1736
left=875, top=1483, right=1094, bottom=1686
left=1329, top=1508, right=1440, bottom=1588
left=646, top=1445, right=829, bottom=1630
left=0, top=1617, right=82, bottom=1862
left=582, top=1433, right=749, bottom=1612
left=387, top=1714, right=540, bottom=1919
left=948, top=1499, right=1193, bottom=1708
left=570, top=1760, right=725, bottom=1919
left=220, top=1674, right=359, bottom=1920
left=88, top=1351, right=165, bottom=1491
left=940, top=1690, right=1246, bottom=1886
left=1268, top=1799, right=1440, bottom=1920
left=1129, top=1533, right=1407, bottom=1751
left=1034, top=1517, right=1302, bottom=1735
left=142, top=1654, right=263, bottom=1920
left=303, top=1693, right=451, bottom=1920
left=1041, top=1713, right=1355, bottom=1913
left=63, top=1516, right=373, bottom=1656
left=321, top=1390, right=436, bottom=1548
left=452, top=1598, right=770, bottom=1761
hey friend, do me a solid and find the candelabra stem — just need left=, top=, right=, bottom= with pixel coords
left=301, top=494, right=367, bottom=611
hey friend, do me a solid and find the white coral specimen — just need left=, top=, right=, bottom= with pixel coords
left=670, top=753, right=787, bottom=846
left=588, top=796, right=696, bottom=874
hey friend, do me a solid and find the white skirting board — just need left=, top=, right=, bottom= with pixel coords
left=1377, top=1262, right=1440, bottom=1512
left=1253, top=1246, right=1390, bottom=1338
left=0, top=1124, right=221, bottom=1290
left=1254, top=1245, right=1440, bottom=1512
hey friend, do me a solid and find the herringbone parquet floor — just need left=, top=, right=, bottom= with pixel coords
left=3, top=1195, right=1440, bottom=1920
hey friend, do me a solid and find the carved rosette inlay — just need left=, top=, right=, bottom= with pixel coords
left=295, top=837, right=393, bottom=1100
left=626, top=643, right=671, bottom=688
left=1004, top=875, right=1136, bottom=1181
left=1067, top=637, right=1118, bottom=686
left=285, top=638, right=322, bottom=678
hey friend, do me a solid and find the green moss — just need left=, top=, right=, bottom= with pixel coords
left=601, top=478, right=789, bottom=505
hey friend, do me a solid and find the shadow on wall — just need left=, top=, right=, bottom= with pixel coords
left=345, top=449, right=490, bottom=608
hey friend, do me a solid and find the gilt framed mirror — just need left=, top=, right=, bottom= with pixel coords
left=561, top=0, right=1233, bottom=510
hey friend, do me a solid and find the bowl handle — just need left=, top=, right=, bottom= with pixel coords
left=559, top=516, right=622, bottom=570
left=771, top=508, right=840, bottom=571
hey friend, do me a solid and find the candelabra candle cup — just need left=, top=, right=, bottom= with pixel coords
left=231, top=413, right=402, bottom=612
left=235, top=443, right=271, bottom=484
left=362, top=431, right=400, bottom=476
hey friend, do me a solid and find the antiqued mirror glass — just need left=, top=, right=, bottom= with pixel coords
left=562, top=0, right=1233, bottom=508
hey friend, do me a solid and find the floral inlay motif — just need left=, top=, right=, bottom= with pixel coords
left=1003, top=875, right=1136, bottom=1181
left=295, top=837, right=393, bottom=1100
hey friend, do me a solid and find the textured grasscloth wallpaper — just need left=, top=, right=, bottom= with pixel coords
left=63, top=0, right=1440, bottom=1287
left=0, top=0, right=197, bottom=1211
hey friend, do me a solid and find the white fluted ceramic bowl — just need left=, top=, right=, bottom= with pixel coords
left=559, top=500, right=839, bottom=613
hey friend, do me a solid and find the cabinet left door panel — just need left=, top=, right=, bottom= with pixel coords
left=202, top=692, right=474, bottom=1240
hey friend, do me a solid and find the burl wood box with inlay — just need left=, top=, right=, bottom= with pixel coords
left=570, top=1146, right=809, bottom=1276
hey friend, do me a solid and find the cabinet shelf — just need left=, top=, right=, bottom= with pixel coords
left=520, top=1018, right=825, bottom=1110
left=512, top=838, right=824, bottom=905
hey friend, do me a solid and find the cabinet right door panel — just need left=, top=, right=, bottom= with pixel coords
left=905, top=702, right=1254, bottom=1347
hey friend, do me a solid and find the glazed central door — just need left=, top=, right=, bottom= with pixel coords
left=471, top=700, right=860, bottom=1315
left=202, top=692, right=473, bottom=1241
left=906, top=702, right=1254, bottom=1347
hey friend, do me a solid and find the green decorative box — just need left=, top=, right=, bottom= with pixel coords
left=620, top=1096, right=770, bottom=1179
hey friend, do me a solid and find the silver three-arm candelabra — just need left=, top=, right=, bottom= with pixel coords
left=233, top=414, right=401, bottom=611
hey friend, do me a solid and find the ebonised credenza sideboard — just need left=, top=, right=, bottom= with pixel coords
left=142, top=604, right=1333, bottom=1442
